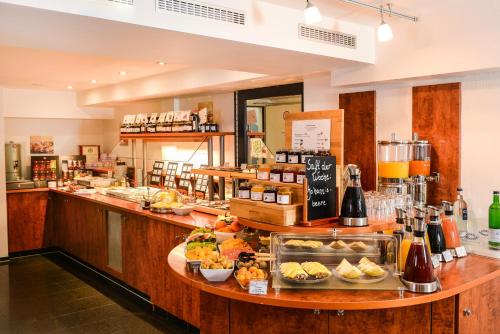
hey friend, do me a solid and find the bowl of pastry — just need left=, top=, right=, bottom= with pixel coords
left=199, top=255, right=234, bottom=282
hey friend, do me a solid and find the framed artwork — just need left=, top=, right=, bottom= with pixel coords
left=30, top=136, right=54, bottom=154
left=79, top=145, right=100, bottom=164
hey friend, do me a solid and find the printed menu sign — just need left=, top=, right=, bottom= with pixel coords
left=305, top=156, right=336, bottom=221
left=291, top=119, right=330, bottom=151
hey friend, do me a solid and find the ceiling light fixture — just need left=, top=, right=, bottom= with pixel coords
left=157, top=61, right=166, bottom=66
left=340, top=0, right=417, bottom=22
left=377, top=4, right=393, bottom=42
left=90, top=79, right=97, bottom=84
left=119, top=71, right=128, bottom=76
left=304, top=0, right=321, bottom=25
left=66, top=85, right=73, bottom=90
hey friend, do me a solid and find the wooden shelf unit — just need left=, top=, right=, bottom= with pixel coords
left=120, top=132, right=234, bottom=143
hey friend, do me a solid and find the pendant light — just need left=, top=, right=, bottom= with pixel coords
left=304, top=0, right=322, bottom=25
left=377, top=4, right=393, bottom=42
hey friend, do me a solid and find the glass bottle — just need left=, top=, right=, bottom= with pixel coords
left=340, top=165, right=367, bottom=225
left=403, top=218, right=435, bottom=284
left=454, top=187, right=469, bottom=237
left=441, top=201, right=461, bottom=249
left=488, top=191, right=500, bottom=250
left=426, top=206, right=446, bottom=254
left=400, top=218, right=413, bottom=272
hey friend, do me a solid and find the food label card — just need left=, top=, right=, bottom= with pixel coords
left=249, top=280, right=268, bottom=295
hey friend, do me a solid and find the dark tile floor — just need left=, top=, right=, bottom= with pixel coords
left=0, top=254, right=199, bottom=334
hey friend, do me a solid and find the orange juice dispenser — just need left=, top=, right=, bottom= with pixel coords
left=377, top=134, right=410, bottom=195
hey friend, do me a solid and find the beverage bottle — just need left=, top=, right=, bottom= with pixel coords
left=400, top=218, right=413, bottom=272
left=426, top=206, right=446, bottom=254
left=454, top=187, right=469, bottom=237
left=488, top=191, right=500, bottom=250
left=441, top=201, right=461, bottom=249
left=403, top=217, right=435, bottom=283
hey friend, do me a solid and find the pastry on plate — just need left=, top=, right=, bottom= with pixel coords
left=301, top=262, right=331, bottom=279
left=329, top=240, right=348, bottom=249
left=284, top=239, right=305, bottom=248
left=349, top=241, right=368, bottom=251
left=339, top=265, right=363, bottom=279
left=357, top=257, right=385, bottom=277
left=302, top=240, right=323, bottom=249
left=336, top=258, right=352, bottom=272
left=280, top=262, right=308, bottom=280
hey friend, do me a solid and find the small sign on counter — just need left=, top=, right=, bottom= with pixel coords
left=431, top=254, right=441, bottom=268
left=442, top=250, right=454, bottom=262
left=305, top=156, right=336, bottom=221
left=249, top=280, right=268, bottom=295
left=454, top=246, right=468, bottom=258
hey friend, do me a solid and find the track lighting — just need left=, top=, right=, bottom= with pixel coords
left=304, top=0, right=322, bottom=25
left=377, top=4, right=393, bottom=42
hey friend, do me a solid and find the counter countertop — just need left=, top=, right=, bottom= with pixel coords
left=7, top=187, right=50, bottom=194
left=49, top=189, right=215, bottom=231
left=167, top=243, right=500, bottom=310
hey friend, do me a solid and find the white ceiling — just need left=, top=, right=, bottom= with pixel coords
left=0, top=45, right=187, bottom=90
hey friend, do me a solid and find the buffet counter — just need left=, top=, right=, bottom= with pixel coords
left=168, top=243, right=499, bottom=333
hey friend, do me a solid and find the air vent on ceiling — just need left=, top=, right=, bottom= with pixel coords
left=157, top=0, right=245, bottom=26
left=298, top=24, right=356, bottom=49
left=106, top=0, right=134, bottom=5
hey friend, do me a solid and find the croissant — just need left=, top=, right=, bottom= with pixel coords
left=301, top=262, right=331, bottom=279
left=280, top=262, right=308, bottom=280
left=302, top=240, right=323, bottom=249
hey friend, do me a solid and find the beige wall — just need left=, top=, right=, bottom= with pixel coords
left=0, top=88, right=8, bottom=258
left=264, top=103, right=301, bottom=155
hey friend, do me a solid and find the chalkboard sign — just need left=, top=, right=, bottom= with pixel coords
left=305, top=156, right=336, bottom=221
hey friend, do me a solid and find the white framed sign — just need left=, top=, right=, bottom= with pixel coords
left=291, top=119, right=330, bottom=151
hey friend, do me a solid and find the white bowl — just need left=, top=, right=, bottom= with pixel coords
left=172, top=205, right=194, bottom=216
left=200, top=268, right=234, bottom=282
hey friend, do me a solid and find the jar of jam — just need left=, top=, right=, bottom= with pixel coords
left=282, top=167, right=297, bottom=183
left=263, top=186, right=277, bottom=203
left=287, top=150, right=301, bottom=164
left=257, top=165, right=271, bottom=180
left=277, top=187, right=293, bottom=205
left=300, top=150, right=314, bottom=164
left=297, top=167, right=306, bottom=184
left=251, top=184, right=264, bottom=201
left=275, top=149, right=288, bottom=163
left=269, top=165, right=283, bottom=182
left=238, top=182, right=251, bottom=199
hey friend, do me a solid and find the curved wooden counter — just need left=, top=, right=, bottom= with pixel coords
left=168, top=243, right=500, bottom=310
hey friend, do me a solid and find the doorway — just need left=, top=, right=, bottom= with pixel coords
left=235, top=83, right=304, bottom=165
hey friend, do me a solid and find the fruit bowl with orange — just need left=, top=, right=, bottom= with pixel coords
left=214, top=215, right=244, bottom=243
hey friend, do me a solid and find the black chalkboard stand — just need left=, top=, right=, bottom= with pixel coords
left=300, top=178, right=339, bottom=227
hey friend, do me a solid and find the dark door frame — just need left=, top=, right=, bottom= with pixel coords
left=234, top=82, right=304, bottom=165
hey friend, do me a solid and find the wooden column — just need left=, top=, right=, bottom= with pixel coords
left=412, top=83, right=461, bottom=204
left=339, top=91, right=377, bottom=191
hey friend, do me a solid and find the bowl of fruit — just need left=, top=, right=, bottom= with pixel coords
left=234, top=265, right=268, bottom=289
left=200, top=255, right=235, bottom=282
left=214, top=215, right=244, bottom=243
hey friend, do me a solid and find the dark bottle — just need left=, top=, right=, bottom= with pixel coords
left=426, top=206, right=446, bottom=254
left=340, top=165, right=367, bottom=226
left=403, top=217, right=435, bottom=284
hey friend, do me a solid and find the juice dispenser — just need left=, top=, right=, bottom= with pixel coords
left=377, top=134, right=410, bottom=195
left=409, top=133, right=431, bottom=177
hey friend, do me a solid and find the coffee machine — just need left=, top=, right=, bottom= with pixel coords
left=5, top=142, right=34, bottom=190
left=377, top=133, right=439, bottom=206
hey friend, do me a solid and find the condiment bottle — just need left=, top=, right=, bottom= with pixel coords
left=426, top=206, right=446, bottom=255
left=441, top=201, right=461, bottom=249
left=403, top=217, right=436, bottom=284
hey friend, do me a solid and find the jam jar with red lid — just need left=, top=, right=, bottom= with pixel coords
left=275, top=149, right=288, bottom=163
left=269, top=165, right=283, bottom=182
left=282, top=167, right=297, bottom=183
left=263, top=186, right=278, bottom=203
left=297, top=167, right=306, bottom=184
left=287, top=149, right=301, bottom=164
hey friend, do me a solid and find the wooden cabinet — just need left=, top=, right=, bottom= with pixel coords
left=7, top=191, right=49, bottom=253
left=457, top=277, right=499, bottom=333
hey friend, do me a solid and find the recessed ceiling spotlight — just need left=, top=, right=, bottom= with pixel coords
left=119, top=71, right=128, bottom=76
left=90, top=79, right=97, bottom=84
left=304, top=0, right=322, bottom=25
left=67, top=85, right=73, bottom=90
left=157, top=61, right=166, bottom=66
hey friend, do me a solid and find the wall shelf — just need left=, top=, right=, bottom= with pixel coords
left=120, top=132, right=234, bottom=142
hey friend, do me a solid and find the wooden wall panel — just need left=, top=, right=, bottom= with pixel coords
left=413, top=83, right=461, bottom=204
left=7, top=191, right=49, bottom=253
left=431, top=297, right=455, bottom=334
left=340, top=91, right=377, bottom=191
left=199, top=292, right=229, bottom=334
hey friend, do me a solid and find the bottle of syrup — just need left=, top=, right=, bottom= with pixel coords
left=426, top=206, right=446, bottom=255
left=441, top=201, right=461, bottom=249
left=403, top=217, right=435, bottom=284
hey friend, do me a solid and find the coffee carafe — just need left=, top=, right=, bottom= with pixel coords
left=340, top=164, right=368, bottom=227
left=426, top=205, right=446, bottom=256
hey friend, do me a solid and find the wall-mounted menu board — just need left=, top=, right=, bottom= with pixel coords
left=305, top=156, right=337, bottom=222
left=291, top=119, right=331, bottom=151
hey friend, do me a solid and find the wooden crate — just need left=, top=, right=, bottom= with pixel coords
left=230, top=198, right=302, bottom=226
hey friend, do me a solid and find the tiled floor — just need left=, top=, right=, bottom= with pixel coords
left=0, top=254, right=198, bottom=334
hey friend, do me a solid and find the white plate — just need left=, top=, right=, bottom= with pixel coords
left=332, top=267, right=388, bottom=284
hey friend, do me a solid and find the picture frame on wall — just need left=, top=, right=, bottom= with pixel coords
left=79, top=145, right=100, bottom=164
